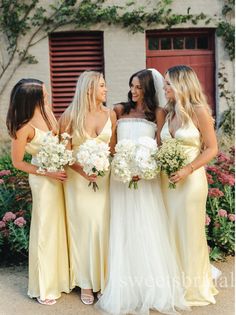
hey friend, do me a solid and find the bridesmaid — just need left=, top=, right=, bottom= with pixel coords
left=6, top=79, right=70, bottom=305
left=59, top=71, right=116, bottom=305
left=161, top=65, right=219, bottom=306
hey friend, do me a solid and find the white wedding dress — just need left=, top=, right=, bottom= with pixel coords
left=96, top=118, right=188, bottom=315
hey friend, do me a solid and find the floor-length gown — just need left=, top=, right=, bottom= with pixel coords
left=160, top=119, right=218, bottom=306
left=63, top=116, right=112, bottom=292
left=26, top=127, right=70, bottom=300
left=97, top=118, right=188, bottom=315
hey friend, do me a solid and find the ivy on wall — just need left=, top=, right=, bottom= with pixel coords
left=0, top=0, right=234, bottom=96
left=216, top=0, right=235, bottom=61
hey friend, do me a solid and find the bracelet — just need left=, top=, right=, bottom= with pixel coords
left=189, top=163, right=194, bottom=173
left=36, top=168, right=46, bottom=175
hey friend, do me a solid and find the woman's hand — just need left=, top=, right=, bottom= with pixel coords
left=71, top=162, right=97, bottom=182
left=169, top=165, right=192, bottom=183
left=79, top=169, right=97, bottom=182
left=45, top=170, right=68, bottom=182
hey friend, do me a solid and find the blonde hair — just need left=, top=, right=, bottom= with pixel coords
left=165, top=65, right=212, bottom=125
left=60, top=71, right=103, bottom=139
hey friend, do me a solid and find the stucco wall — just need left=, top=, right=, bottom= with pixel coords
left=0, top=0, right=234, bottom=144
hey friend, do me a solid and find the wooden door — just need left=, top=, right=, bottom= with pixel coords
left=146, top=29, right=215, bottom=112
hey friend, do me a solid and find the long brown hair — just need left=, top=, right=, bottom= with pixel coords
left=6, top=78, right=52, bottom=138
left=122, top=69, right=158, bottom=122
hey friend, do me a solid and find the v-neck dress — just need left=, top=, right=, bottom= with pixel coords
left=63, top=116, right=112, bottom=292
left=25, top=127, right=70, bottom=300
left=160, top=119, right=218, bottom=306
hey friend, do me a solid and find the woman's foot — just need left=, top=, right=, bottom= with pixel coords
left=36, top=297, right=56, bottom=305
left=80, top=289, right=94, bottom=305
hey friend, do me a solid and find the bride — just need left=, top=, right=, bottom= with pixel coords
left=96, top=69, right=188, bottom=315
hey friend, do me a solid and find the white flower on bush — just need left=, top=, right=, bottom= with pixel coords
left=36, top=132, right=75, bottom=173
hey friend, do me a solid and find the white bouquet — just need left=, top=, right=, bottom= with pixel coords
left=134, top=137, right=160, bottom=180
left=111, top=139, right=136, bottom=184
left=154, top=138, right=187, bottom=189
left=76, top=139, right=110, bottom=191
left=36, top=132, right=75, bottom=173
left=112, top=137, right=159, bottom=189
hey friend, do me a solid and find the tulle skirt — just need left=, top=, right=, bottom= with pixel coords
left=96, top=175, right=189, bottom=315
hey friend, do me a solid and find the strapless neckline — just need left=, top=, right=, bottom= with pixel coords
left=117, top=117, right=156, bottom=128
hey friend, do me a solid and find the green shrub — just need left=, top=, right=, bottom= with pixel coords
left=0, top=154, right=31, bottom=264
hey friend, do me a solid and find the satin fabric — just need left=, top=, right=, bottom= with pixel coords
left=97, top=118, right=188, bottom=315
left=63, top=116, right=112, bottom=292
left=160, top=119, right=218, bottom=306
left=26, top=127, right=70, bottom=300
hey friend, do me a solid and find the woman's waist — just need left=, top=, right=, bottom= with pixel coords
left=181, top=145, right=200, bottom=162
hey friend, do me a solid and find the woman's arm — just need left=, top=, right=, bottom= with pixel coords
left=170, top=106, right=218, bottom=183
left=113, top=103, right=124, bottom=120
left=12, top=125, right=67, bottom=182
left=155, top=108, right=166, bottom=146
left=109, top=109, right=117, bottom=155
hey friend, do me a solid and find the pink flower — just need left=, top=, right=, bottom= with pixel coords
left=218, top=209, right=228, bottom=217
left=2, top=211, right=16, bottom=222
left=0, top=179, right=4, bottom=184
left=0, top=221, right=6, bottom=229
left=228, top=214, right=235, bottom=222
left=14, top=217, right=26, bottom=227
left=206, top=173, right=214, bottom=184
left=205, top=215, right=211, bottom=226
left=217, top=152, right=230, bottom=164
left=218, top=173, right=235, bottom=186
left=0, top=170, right=11, bottom=177
left=206, top=165, right=221, bottom=174
left=208, top=188, right=224, bottom=198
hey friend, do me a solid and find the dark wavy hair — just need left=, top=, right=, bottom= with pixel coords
left=6, top=78, right=52, bottom=139
left=121, top=69, right=158, bottom=122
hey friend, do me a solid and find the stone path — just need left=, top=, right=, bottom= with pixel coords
left=0, top=257, right=234, bottom=315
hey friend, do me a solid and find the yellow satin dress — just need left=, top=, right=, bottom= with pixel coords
left=160, top=119, right=218, bottom=306
left=25, top=127, right=70, bottom=300
left=64, top=117, right=112, bottom=293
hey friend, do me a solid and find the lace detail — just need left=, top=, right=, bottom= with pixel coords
left=117, top=117, right=157, bottom=129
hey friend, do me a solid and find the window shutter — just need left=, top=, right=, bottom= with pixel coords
left=49, top=31, right=104, bottom=117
